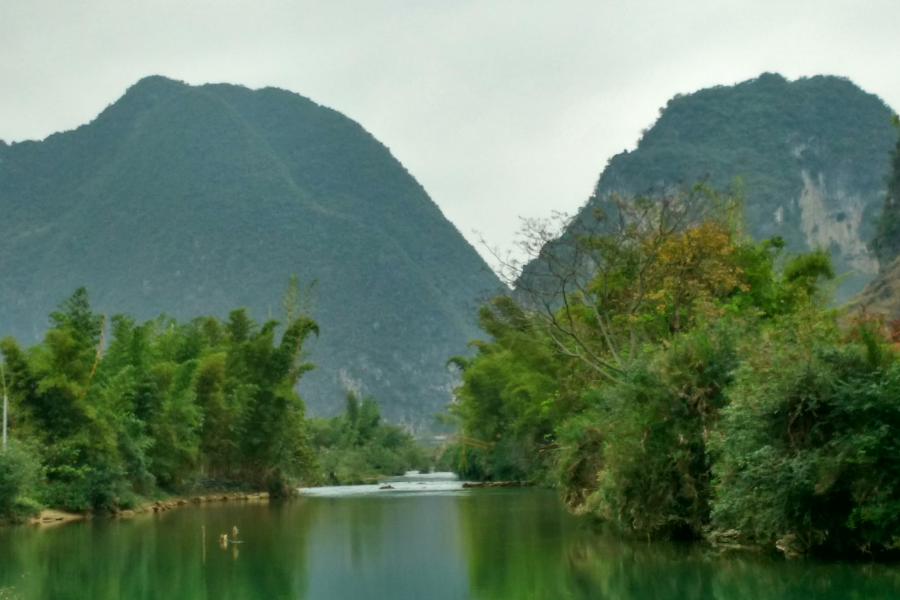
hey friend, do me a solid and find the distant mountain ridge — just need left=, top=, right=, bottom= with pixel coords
left=523, top=73, right=896, bottom=302
left=0, top=76, right=501, bottom=425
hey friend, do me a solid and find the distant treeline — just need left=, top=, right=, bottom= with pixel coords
left=445, top=161, right=900, bottom=557
left=0, top=280, right=429, bottom=521
left=309, top=390, right=430, bottom=485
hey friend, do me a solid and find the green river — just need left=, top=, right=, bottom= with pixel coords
left=0, top=473, right=898, bottom=599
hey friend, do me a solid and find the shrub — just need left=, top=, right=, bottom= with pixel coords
left=0, top=442, right=42, bottom=521
left=713, top=333, right=900, bottom=556
left=568, top=326, right=736, bottom=539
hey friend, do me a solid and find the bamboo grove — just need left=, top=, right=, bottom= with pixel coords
left=0, top=279, right=427, bottom=519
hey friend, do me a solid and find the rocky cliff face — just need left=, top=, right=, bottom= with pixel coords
left=797, top=170, right=880, bottom=296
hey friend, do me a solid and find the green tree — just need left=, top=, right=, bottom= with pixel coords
left=309, top=393, right=430, bottom=484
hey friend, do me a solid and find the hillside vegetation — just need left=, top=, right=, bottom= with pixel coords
left=522, top=74, right=896, bottom=302
left=0, top=76, right=500, bottom=425
left=849, top=119, right=900, bottom=320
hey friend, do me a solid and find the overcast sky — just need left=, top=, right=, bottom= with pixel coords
left=2, top=0, right=899, bottom=267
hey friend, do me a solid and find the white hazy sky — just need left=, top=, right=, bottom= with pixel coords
left=2, top=0, right=899, bottom=267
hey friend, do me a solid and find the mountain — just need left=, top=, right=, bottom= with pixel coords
left=0, top=76, right=501, bottom=426
left=525, top=73, right=896, bottom=302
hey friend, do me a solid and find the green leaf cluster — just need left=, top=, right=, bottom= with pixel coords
left=444, top=295, right=566, bottom=481
left=713, top=311, right=900, bottom=555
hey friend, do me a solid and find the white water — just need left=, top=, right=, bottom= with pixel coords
left=297, top=471, right=467, bottom=497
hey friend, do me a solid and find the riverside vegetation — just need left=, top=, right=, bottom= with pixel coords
left=0, top=280, right=431, bottom=522
left=444, top=124, right=900, bottom=558
left=309, top=391, right=431, bottom=485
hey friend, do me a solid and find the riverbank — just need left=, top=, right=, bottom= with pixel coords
left=27, top=509, right=83, bottom=526
left=24, top=491, right=272, bottom=526
left=116, top=491, right=272, bottom=519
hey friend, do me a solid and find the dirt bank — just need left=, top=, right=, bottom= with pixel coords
left=115, top=491, right=271, bottom=519
left=25, top=491, right=272, bottom=526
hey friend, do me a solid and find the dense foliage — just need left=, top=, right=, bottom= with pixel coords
left=449, top=182, right=900, bottom=557
left=713, top=313, right=900, bottom=557
left=0, top=287, right=320, bottom=518
left=0, top=75, right=500, bottom=425
left=308, top=391, right=431, bottom=484
left=442, top=295, right=565, bottom=481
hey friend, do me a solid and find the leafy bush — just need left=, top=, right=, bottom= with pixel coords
left=0, top=442, right=42, bottom=521
left=713, top=318, right=900, bottom=555
left=570, top=326, right=736, bottom=539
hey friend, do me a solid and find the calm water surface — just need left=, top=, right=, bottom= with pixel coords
left=0, top=474, right=898, bottom=599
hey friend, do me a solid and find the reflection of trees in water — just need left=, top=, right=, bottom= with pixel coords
left=0, top=501, right=316, bottom=599
left=563, top=537, right=714, bottom=600
left=457, top=491, right=900, bottom=600
left=307, top=496, right=387, bottom=569
left=460, top=490, right=582, bottom=600
left=3, top=493, right=899, bottom=600
left=563, top=536, right=900, bottom=600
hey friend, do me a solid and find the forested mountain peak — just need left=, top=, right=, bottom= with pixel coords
left=0, top=76, right=501, bottom=425
left=541, top=73, right=896, bottom=302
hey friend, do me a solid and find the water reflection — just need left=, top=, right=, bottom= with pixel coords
left=0, top=500, right=313, bottom=599
left=460, top=489, right=579, bottom=599
left=459, top=490, right=900, bottom=600
left=0, top=484, right=898, bottom=599
left=304, top=494, right=467, bottom=599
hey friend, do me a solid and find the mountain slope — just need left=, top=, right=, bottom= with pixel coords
left=851, top=120, right=900, bottom=319
left=0, top=76, right=500, bottom=425
left=526, top=74, right=896, bottom=302
left=869, top=118, right=900, bottom=267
